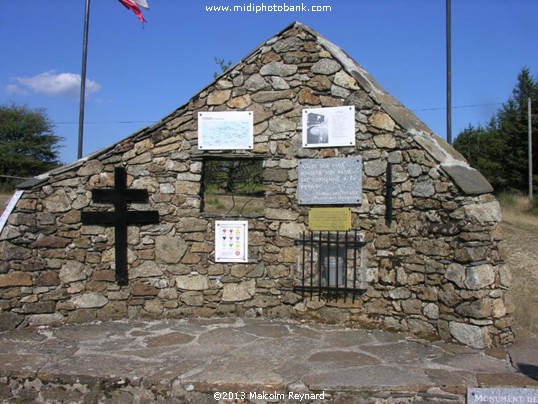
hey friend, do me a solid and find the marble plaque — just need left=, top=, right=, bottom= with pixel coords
left=298, top=157, right=362, bottom=205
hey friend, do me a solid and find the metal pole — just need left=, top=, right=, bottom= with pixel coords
left=78, top=0, right=91, bottom=160
left=527, top=97, right=533, bottom=200
left=446, top=0, right=452, bottom=144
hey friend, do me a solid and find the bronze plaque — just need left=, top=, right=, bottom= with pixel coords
left=308, top=208, right=351, bottom=231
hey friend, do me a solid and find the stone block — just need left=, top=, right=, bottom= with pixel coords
left=463, top=201, right=502, bottom=223
left=456, top=299, right=493, bottom=319
left=444, top=263, right=465, bottom=288
left=364, top=159, right=386, bottom=177
left=334, top=71, right=359, bottom=90
left=244, top=74, right=269, bottom=92
left=23, top=301, right=56, bottom=314
left=131, top=282, right=159, bottom=297
left=222, top=280, right=256, bottom=302
left=423, top=303, right=440, bottom=319
left=130, top=261, right=163, bottom=279
left=465, top=264, right=495, bottom=290
left=0, top=312, right=24, bottom=331
left=177, top=218, right=208, bottom=232
left=26, top=313, right=64, bottom=327
left=260, top=61, right=297, bottom=76
left=311, top=59, right=341, bottom=74
left=279, top=222, right=305, bottom=239
left=407, top=318, right=437, bottom=337
left=1, top=243, right=31, bottom=261
left=388, top=287, right=411, bottom=300
left=72, top=292, right=108, bottom=309
left=449, top=322, right=486, bottom=349
left=35, top=271, right=60, bottom=286
left=264, top=168, right=288, bottom=182
left=180, top=292, right=204, bottom=306
left=401, top=299, right=422, bottom=315
left=265, top=208, right=298, bottom=221
left=298, top=88, right=320, bottom=105
left=175, top=275, right=209, bottom=291
left=155, top=235, right=187, bottom=264
left=370, top=112, right=396, bottom=132
left=207, top=90, right=231, bottom=105
left=412, top=179, right=435, bottom=198
left=60, top=261, right=88, bottom=284
left=0, top=272, right=32, bottom=287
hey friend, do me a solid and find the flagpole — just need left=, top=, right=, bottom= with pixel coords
left=78, top=0, right=91, bottom=160
left=446, top=0, right=452, bottom=145
left=529, top=97, right=533, bottom=201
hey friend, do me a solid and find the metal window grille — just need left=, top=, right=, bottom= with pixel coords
left=294, top=231, right=367, bottom=302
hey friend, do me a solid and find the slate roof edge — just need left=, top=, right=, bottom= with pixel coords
left=406, top=129, right=494, bottom=195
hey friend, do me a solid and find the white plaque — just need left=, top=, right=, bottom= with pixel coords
left=215, top=220, right=248, bottom=263
left=302, top=106, right=355, bottom=148
left=468, top=388, right=538, bottom=404
left=198, top=111, right=253, bottom=150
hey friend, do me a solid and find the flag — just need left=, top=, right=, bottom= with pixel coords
left=133, top=0, right=149, bottom=9
left=118, top=0, right=149, bottom=24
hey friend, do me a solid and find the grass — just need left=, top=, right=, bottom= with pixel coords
left=498, top=192, right=538, bottom=335
left=498, top=192, right=538, bottom=230
left=203, top=194, right=264, bottom=215
left=0, top=192, right=13, bottom=215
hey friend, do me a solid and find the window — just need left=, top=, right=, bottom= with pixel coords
left=201, top=158, right=264, bottom=216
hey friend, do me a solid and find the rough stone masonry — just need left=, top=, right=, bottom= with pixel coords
left=0, top=22, right=514, bottom=348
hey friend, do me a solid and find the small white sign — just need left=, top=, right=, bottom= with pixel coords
left=0, top=190, right=24, bottom=236
left=302, top=106, right=356, bottom=148
left=215, top=220, right=248, bottom=263
left=467, top=388, right=538, bottom=404
left=198, top=111, right=253, bottom=150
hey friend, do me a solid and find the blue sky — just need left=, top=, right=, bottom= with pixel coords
left=1, top=0, right=537, bottom=164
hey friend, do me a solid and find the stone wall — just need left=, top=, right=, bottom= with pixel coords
left=0, top=23, right=513, bottom=348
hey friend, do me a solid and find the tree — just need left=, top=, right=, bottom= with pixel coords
left=454, top=68, right=538, bottom=193
left=0, top=103, right=63, bottom=189
left=454, top=121, right=506, bottom=190
left=213, top=57, right=232, bottom=79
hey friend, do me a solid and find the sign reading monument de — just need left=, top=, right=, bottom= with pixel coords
left=298, top=157, right=362, bottom=205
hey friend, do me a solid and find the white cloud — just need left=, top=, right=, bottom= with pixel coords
left=5, top=83, right=28, bottom=95
left=7, top=71, right=101, bottom=97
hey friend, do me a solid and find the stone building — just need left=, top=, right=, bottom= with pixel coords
left=0, top=22, right=513, bottom=348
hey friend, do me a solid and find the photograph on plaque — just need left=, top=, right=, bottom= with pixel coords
left=198, top=111, right=253, bottom=150
left=215, top=220, right=249, bottom=263
left=302, top=106, right=355, bottom=148
left=298, top=157, right=362, bottom=205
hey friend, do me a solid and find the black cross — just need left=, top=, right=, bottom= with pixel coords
left=81, top=167, right=159, bottom=285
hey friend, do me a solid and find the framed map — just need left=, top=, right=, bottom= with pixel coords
left=198, top=111, right=253, bottom=150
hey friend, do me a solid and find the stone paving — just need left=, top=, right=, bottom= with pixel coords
left=0, top=318, right=536, bottom=403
